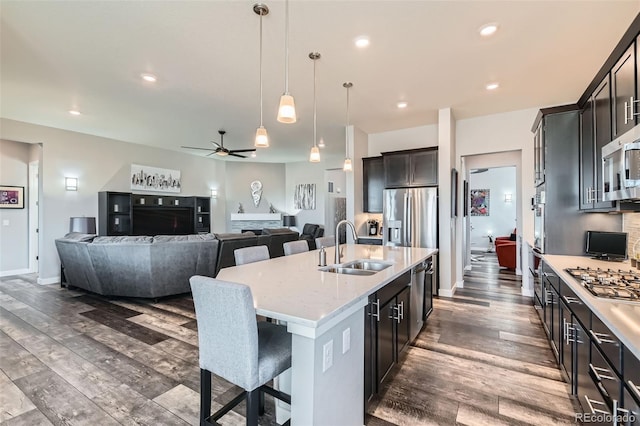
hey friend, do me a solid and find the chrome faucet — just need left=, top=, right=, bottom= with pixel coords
left=335, top=220, right=358, bottom=264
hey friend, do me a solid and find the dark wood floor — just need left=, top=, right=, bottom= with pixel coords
left=0, top=254, right=576, bottom=425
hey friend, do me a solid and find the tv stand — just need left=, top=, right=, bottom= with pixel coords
left=98, top=191, right=210, bottom=236
left=590, top=255, right=624, bottom=262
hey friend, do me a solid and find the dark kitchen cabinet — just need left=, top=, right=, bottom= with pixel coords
left=382, top=148, right=438, bottom=188
left=363, top=156, right=384, bottom=213
left=580, top=76, right=616, bottom=210
left=364, top=271, right=411, bottom=412
left=534, top=121, right=544, bottom=187
left=560, top=298, right=574, bottom=388
left=612, top=43, right=636, bottom=139
left=194, top=197, right=211, bottom=233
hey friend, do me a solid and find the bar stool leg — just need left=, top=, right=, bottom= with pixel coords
left=200, top=369, right=211, bottom=426
left=246, top=388, right=261, bottom=425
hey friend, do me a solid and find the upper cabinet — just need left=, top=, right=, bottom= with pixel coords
left=612, top=43, right=637, bottom=138
left=382, top=148, right=438, bottom=188
left=363, top=156, right=384, bottom=213
left=580, top=76, right=616, bottom=210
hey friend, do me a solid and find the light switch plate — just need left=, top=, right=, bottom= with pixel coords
left=342, top=328, right=350, bottom=354
left=2, top=219, right=9, bottom=226
left=322, top=340, right=333, bottom=372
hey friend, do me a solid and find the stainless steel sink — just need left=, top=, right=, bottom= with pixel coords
left=319, top=266, right=376, bottom=276
left=319, top=259, right=392, bottom=276
left=342, top=259, right=393, bottom=272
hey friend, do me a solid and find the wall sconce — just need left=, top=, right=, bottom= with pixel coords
left=210, top=189, right=218, bottom=199
left=65, top=177, right=78, bottom=191
left=504, top=193, right=513, bottom=202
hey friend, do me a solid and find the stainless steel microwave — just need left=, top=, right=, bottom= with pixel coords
left=602, top=125, right=640, bottom=201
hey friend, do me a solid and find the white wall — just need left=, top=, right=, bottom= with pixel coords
left=457, top=108, right=538, bottom=291
left=347, top=125, right=369, bottom=238
left=0, top=118, right=228, bottom=283
left=0, top=139, right=30, bottom=274
left=368, top=124, right=438, bottom=156
left=468, top=167, right=517, bottom=248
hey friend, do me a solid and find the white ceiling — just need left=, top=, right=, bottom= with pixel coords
left=1, top=1, right=639, bottom=163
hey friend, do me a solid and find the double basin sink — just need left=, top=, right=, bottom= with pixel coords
left=319, top=259, right=393, bottom=276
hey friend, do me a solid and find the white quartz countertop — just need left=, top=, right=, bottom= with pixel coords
left=543, top=254, right=640, bottom=360
left=216, top=244, right=437, bottom=332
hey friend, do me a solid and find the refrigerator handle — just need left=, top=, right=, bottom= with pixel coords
left=407, top=192, right=412, bottom=246
left=403, top=192, right=409, bottom=245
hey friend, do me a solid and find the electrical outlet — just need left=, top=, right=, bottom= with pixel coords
left=322, top=340, right=333, bottom=372
left=342, top=328, right=350, bottom=354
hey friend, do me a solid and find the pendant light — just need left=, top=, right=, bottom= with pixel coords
left=309, top=52, right=321, bottom=162
left=343, top=82, right=353, bottom=171
left=277, top=0, right=296, bottom=123
left=254, top=3, right=269, bottom=148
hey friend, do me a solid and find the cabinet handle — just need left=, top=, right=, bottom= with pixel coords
left=370, top=299, right=380, bottom=322
left=584, top=395, right=610, bottom=415
left=590, top=330, right=618, bottom=346
left=391, top=305, right=400, bottom=322
left=562, top=295, right=581, bottom=305
left=625, top=100, right=630, bottom=124
left=398, top=301, right=404, bottom=321
left=629, top=380, right=640, bottom=402
left=563, top=319, right=577, bottom=345
left=589, top=363, right=616, bottom=382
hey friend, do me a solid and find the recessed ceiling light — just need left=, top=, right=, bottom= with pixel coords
left=486, top=82, right=500, bottom=91
left=68, top=110, right=81, bottom=116
left=141, top=73, right=157, bottom=82
left=250, top=151, right=257, bottom=158
left=397, top=101, right=408, bottom=109
left=354, top=36, right=370, bottom=48
left=479, top=23, right=499, bottom=37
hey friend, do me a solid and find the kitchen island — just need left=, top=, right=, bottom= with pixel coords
left=216, top=243, right=437, bottom=425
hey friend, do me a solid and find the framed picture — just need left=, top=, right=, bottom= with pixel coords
left=131, top=164, right=181, bottom=193
left=0, top=186, right=24, bottom=209
left=463, top=180, right=469, bottom=217
left=470, top=188, right=490, bottom=216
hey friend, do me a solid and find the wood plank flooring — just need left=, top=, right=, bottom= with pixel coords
left=0, top=254, right=577, bottom=425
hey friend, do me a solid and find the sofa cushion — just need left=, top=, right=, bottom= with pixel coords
left=92, top=235, right=153, bottom=244
left=154, top=233, right=216, bottom=242
left=61, top=232, right=97, bottom=242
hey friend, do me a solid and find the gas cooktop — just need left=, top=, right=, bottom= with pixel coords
left=565, top=266, right=640, bottom=302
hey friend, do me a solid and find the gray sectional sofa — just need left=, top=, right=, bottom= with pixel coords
left=55, top=228, right=299, bottom=298
left=56, top=232, right=218, bottom=298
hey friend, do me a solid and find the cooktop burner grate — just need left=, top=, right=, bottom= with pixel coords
left=565, top=266, right=640, bottom=302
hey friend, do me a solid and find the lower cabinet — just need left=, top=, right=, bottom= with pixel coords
left=364, top=271, right=412, bottom=411
left=539, top=260, right=640, bottom=424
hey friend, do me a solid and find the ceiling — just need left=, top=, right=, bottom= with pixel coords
left=1, top=1, right=639, bottom=163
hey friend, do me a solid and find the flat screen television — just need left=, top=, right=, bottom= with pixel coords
left=132, top=207, right=193, bottom=236
left=585, top=230, right=628, bottom=260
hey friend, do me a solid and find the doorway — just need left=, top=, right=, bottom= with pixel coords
left=462, top=151, right=523, bottom=279
left=28, top=161, right=39, bottom=274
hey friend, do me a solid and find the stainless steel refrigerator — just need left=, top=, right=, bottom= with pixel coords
left=382, top=187, right=437, bottom=248
left=383, top=187, right=438, bottom=342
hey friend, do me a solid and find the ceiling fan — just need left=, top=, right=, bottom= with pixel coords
left=182, top=130, right=256, bottom=158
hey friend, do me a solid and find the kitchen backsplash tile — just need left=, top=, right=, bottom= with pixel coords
left=624, top=213, right=640, bottom=259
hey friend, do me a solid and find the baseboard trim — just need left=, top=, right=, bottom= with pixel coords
left=464, top=264, right=472, bottom=271
left=457, top=280, right=464, bottom=289
left=0, top=268, right=30, bottom=277
left=521, top=287, right=534, bottom=297
left=37, top=276, right=60, bottom=285
left=438, top=283, right=457, bottom=298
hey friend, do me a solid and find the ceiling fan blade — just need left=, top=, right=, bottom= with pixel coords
left=210, top=141, right=222, bottom=148
left=206, top=152, right=217, bottom=157
left=181, top=146, right=214, bottom=151
left=229, top=148, right=257, bottom=153
left=228, top=153, right=247, bottom=158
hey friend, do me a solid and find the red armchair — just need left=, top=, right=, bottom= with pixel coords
left=496, top=239, right=517, bottom=270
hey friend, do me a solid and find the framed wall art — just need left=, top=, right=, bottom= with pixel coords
left=131, top=164, right=181, bottom=193
left=470, top=188, right=490, bottom=216
left=0, top=186, right=24, bottom=209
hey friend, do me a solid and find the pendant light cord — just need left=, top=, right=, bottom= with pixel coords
left=345, top=84, right=350, bottom=158
left=284, top=0, right=289, bottom=94
left=259, top=11, right=264, bottom=126
left=313, top=57, right=317, bottom=148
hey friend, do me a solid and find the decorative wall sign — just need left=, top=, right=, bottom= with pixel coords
left=250, top=180, right=263, bottom=207
left=0, top=186, right=24, bottom=209
left=470, top=189, right=490, bottom=216
left=131, top=164, right=181, bottom=193
left=294, top=183, right=316, bottom=210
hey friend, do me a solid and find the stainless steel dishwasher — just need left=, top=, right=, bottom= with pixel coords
left=409, top=256, right=436, bottom=342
